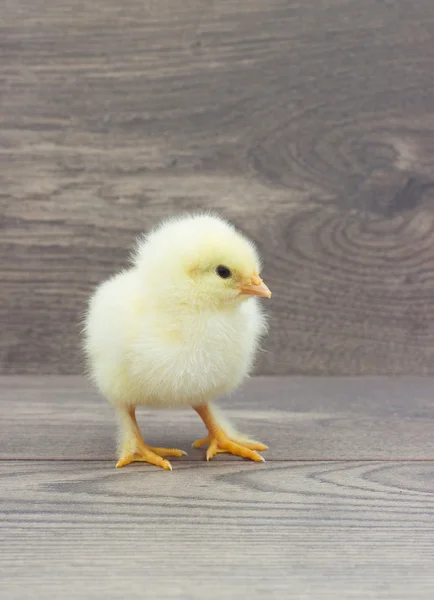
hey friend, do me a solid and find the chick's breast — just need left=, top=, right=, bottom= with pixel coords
left=130, top=297, right=266, bottom=407
left=84, top=270, right=266, bottom=409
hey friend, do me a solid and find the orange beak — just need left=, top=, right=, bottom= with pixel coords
left=238, top=273, right=272, bottom=298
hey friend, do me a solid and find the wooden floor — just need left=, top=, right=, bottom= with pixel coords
left=1, top=377, right=433, bottom=599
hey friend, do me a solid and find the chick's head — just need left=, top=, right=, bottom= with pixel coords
left=133, top=214, right=271, bottom=310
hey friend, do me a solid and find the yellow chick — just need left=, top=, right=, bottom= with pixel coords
left=83, top=213, right=271, bottom=470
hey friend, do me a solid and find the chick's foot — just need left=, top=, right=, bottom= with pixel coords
left=116, top=444, right=186, bottom=470
left=193, top=433, right=266, bottom=462
left=115, top=406, right=186, bottom=470
left=193, top=403, right=267, bottom=463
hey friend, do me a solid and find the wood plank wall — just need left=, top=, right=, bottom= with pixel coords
left=2, top=0, right=434, bottom=375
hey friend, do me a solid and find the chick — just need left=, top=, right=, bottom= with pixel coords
left=83, top=213, right=271, bottom=470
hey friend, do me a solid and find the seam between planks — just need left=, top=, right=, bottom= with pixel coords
left=1, top=457, right=434, bottom=462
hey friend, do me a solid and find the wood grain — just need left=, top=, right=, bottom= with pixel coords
left=1, top=460, right=433, bottom=599
left=1, top=376, right=434, bottom=461
left=1, top=376, right=433, bottom=598
left=2, top=0, right=434, bottom=374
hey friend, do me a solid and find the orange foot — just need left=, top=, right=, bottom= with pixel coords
left=192, top=433, right=267, bottom=462
left=116, top=445, right=187, bottom=471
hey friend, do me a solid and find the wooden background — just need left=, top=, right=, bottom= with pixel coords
left=2, top=0, right=434, bottom=375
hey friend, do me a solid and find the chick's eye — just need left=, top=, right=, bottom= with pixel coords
left=216, top=265, right=231, bottom=279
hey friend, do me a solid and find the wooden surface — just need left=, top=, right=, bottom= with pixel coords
left=1, top=461, right=434, bottom=600
left=2, top=376, right=434, bottom=460
left=1, top=377, right=434, bottom=599
left=2, top=1, right=434, bottom=375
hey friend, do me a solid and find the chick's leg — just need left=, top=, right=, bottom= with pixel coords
left=192, top=403, right=267, bottom=462
left=115, top=406, right=186, bottom=470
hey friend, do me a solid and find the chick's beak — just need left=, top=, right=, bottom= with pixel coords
left=238, top=274, right=272, bottom=298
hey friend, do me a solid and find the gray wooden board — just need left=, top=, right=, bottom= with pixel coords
left=1, top=376, right=434, bottom=598
left=1, top=376, right=434, bottom=460
left=1, top=460, right=433, bottom=599
left=2, top=0, right=434, bottom=375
